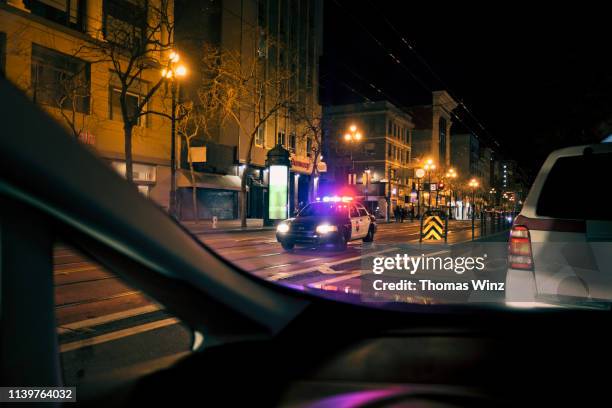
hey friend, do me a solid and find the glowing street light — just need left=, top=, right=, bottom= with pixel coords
left=342, top=124, right=363, bottom=184
left=422, top=158, right=436, bottom=209
left=175, top=64, right=187, bottom=77
left=468, top=178, right=479, bottom=238
left=163, top=50, right=188, bottom=219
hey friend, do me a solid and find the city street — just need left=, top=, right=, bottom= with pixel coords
left=54, top=219, right=502, bottom=388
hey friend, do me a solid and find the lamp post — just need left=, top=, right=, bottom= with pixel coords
left=162, top=51, right=187, bottom=219
left=469, top=178, right=479, bottom=239
left=489, top=188, right=497, bottom=208
left=445, top=168, right=457, bottom=219
left=415, top=168, right=425, bottom=219
left=364, top=167, right=371, bottom=209
left=423, top=159, right=436, bottom=210
left=343, top=124, right=363, bottom=185
left=383, top=167, right=396, bottom=223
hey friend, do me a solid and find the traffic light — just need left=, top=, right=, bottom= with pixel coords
left=438, top=181, right=445, bottom=190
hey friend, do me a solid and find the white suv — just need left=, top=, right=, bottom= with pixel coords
left=505, top=143, right=612, bottom=306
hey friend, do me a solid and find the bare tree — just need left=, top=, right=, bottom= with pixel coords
left=75, top=0, right=176, bottom=182
left=199, top=41, right=295, bottom=227
left=54, top=69, right=91, bottom=140
left=290, top=103, right=325, bottom=202
left=175, top=101, right=201, bottom=222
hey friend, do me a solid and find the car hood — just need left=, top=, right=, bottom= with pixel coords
left=291, top=216, right=348, bottom=227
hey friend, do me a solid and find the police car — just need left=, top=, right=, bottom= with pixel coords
left=276, top=196, right=376, bottom=251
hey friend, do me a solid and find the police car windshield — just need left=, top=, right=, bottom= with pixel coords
left=298, top=202, right=349, bottom=217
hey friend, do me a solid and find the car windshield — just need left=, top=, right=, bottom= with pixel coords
left=4, top=5, right=612, bottom=389
left=298, top=202, right=349, bottom=217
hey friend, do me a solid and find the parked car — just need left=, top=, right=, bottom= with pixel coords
left=506, top=143, right=612, bottom=305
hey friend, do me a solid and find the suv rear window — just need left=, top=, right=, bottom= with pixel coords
left=537, top=152, right=612, bottom=220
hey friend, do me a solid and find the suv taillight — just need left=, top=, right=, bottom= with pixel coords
left=508, top=225, right=533, bottom=270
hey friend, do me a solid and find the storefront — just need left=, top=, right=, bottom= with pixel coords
left=109, top=161, right=158, bottom=197
left=176, top=170, right=241, bottom=220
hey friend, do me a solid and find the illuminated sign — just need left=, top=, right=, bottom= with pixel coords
left=269, top=165, right=288, bottom=219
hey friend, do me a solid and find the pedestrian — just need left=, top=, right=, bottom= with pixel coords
left=393, top=206, right=400, bottom=223
left=400, top=206, right=405, bottom=223
left=409, top=206, right=415, bottom=222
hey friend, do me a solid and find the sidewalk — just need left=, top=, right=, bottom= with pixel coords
left=181, top=218, right=274, bottom=234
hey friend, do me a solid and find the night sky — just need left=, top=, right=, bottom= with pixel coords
left=322, top=1, right=612, bottom=177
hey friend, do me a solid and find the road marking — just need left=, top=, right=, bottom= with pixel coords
left=53, top=264, right=100, bottom=275
left=263, top=263, right=292, bottom=270
left=268, top=246, right=399, bottom=281
left=318, top=264, right=340, bottom=274
left=56, top=290, right=140, bottom=309
left=310, top=271, right=364, bottom=288
left=304, top=257, right=323, bottom=263
left=259, top=252, right=282, bottom=257
left=234, top=237, right=268, bottom=242
left=60, top=318, right=179, bottom=353
left=57, top=304, right=162, bottom=335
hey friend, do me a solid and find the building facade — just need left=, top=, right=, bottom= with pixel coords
left=1, top=0, right=176, bottom=207
left=410, top=90, right=457, bottom=168
left=175, top=0, right=324, bottom=220
left=322, top=101, right=414, bottom=218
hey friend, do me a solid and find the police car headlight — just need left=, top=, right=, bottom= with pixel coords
left=316, top=224, right=337, bottom=234
left=277, top=222, right=290, bottom=233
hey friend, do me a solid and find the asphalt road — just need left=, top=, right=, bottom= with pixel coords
left=53, top=219, right=506, bottom=391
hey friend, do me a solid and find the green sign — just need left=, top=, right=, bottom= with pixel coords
left=269, top=165, right=288, bottom=219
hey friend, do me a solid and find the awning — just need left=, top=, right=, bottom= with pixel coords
left=177, top=170, right=242, bottom=191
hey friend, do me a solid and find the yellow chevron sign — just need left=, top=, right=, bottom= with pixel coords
left=422, top=216, right=445, bottom=240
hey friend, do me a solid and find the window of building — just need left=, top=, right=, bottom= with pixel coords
left=31, top=44, right=90, bottom=114
left=365, top=142, right=376, bottom=157
left=27, top=0, right=84, bottom=30
left=277, top=130, right=286, bottom=146
left=103, top=0, right=147, bottom=49
left=255, top=124, right=265, bottom=146
left=109, top=74, right=149, bottom=127
left=306, top=138, right=313, bottom=156
left=289, top=132, right=297, bottom=151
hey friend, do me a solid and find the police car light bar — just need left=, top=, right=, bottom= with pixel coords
left=320, top=196, right=353, bottom=203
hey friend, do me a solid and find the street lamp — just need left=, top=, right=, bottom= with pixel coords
left=445, top=167, right=458, bottom=219
left=415, top=167, right=426, bottom=218
left=364, top=167, right=371, bottom=209
left=163, top=51, right=187, bottom=219
left=469, top=178, right=479, bottom=239
left=343, top=124, right=363, bottom=184
left=423, top=158, right=436, bottom=209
